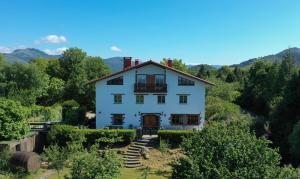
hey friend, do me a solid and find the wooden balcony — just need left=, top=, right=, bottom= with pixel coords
left=134, top=83, right=167, bottom=93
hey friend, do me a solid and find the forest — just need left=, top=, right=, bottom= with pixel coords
left=1, top=47, right=300, bottom=178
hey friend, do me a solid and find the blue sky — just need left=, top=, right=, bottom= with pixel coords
left=1, top=0, right=300, bottom=65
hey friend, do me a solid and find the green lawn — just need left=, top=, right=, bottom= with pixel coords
left=27, top=167, right=170, bottom=179
left=121, top=168, right=170, bottom=179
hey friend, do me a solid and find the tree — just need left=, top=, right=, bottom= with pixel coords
left=83, top=56, right=110, bottom=80
left=0, top=98, right=29, bottom=140
left=1, top=63, right=49, bottom=105
left=216, top=66, right=232, bottom=81
left=238, top=61, right=278, bottom=116
left=59, top=48, right=86, bottom=81
left=42, top=145, right=68, bottom=179
left=38, top=77, right=65, bottom=105
left=196, top=65, right=206, bottom=78
left=288, top=120, right=300, bottom=165
left=46, top=59, right=63, bottom=79
left=161, top=58, right=188, bottom=72
left=82, top=56, right=111, bottom=110
left=70, top=147, right=123, bottom=179
left=172, top=122, right=281, bottom=178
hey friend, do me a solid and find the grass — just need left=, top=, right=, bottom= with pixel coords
left=25, top=167, right=169, bottom=179
left=121, top=168, right=170, bottom=179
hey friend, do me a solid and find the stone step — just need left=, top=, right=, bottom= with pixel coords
left=131, top=144, right=144, bottom=149
left=123, top=153, right=140, bottom=157
left=136, top=139, right=150, bottom=143
left=125, top=160, right=141, bottom=165
left=124, top=155, right=139, bottom=159
left=128, top=146, right=141, bottom=150
left=124, top=163, right=143, bottom=168
left=133, top=142, right=147, bottom=146
left=127, top=150, right=140, bottom=155
left=124, top=157, right=140, bottom=161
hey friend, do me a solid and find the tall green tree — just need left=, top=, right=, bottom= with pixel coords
left=59, top=48, right=86, bottom=81
left=1, top=63, right=49, bottom=105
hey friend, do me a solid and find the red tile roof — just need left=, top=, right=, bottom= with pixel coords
left=87, top=60, right=215, bottom=86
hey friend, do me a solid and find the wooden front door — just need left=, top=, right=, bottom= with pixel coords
left=142, top=115, right=159, bottom=129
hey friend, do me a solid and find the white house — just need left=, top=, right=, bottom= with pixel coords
left=89, top=57, right=214, bottom=132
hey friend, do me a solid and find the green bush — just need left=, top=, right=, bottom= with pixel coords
left=48, top=125, right=136, bottom=147
left=61, top=100, right=86, bottom=125
left=69, top=147, right=123, bottom=179
left=0, top=98, right=29, bottom=140
left=171, top=122, right=281, bottom=179
left=62, top=100, right=80, bottom=108
left=158, top=130, right=195, bottom=148
left=27, top=104, right=62, bottom=122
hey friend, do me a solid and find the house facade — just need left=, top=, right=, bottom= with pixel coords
left=89, top=57, right=214, bottom=131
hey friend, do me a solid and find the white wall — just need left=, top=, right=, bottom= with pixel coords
left=95, top=64, right=206, bottom=130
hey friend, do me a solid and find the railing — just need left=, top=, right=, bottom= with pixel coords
left=29, top=121, right=61, bottom=132
left=134, top=83, right=167, bottom=93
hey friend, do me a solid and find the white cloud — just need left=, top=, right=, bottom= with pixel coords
left=0, top=46, right=13, bottom=53
left=44, top=47, right=68, bottom=55
left=110, top=46, right=122, bottom=52
left=35, top=35, right=67, bottom=44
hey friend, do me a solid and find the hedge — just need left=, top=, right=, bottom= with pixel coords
left=47, top=125, right=136, bottom=147
left=158, top=130, right=196, bottom=148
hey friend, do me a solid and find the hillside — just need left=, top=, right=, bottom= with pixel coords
left=102, top=57, right=124, bottom=72
left=1, top=48, right=60, bottom=63
left=236, top=47, right=300, bottom=67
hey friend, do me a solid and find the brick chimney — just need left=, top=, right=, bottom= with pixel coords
left=167, top=59, right=173, bottom=68
left=135, top=59, right=140, bottom=66
left=123, top=57, right=132, bottom=69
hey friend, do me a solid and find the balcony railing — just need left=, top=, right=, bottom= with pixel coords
left=134, top=83, right=167, bottom=93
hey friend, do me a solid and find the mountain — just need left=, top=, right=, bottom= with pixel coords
left=103, top=57, right=124, bottom=72
left=1, top=48, right=61, bottom=63
left=235, top=47, right=300, bottom=67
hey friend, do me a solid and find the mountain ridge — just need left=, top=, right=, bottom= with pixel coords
left=1, top=48, right=61, bottom=63
left=234, top=47, right=300, bottom=67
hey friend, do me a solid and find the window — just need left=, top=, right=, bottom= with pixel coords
left=136, top=95, right=144, bottom=104
left=155, top=75, right=165, bottom=85
left=137, top=75, right=146, bottom=84
left=171, top=114, right=199, bottom=125
left=114, top=94, right=122, bottom=104
left=178, top=76, right=195, bottom=86
left=107, top=76, right=123, bottom=85
left=187, top=115, right=199, bottom=125
left=157, top=95, right=165, bottom=104
left=179, top=95, right=188, bottom=104
left=111, top=114, right=124, bottom=125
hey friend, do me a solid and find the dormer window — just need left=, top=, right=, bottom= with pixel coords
left=178, top=76, right=194, bottom=86
left=107, top=76, right=123, bottom=85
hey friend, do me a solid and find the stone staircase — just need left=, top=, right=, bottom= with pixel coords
left=123, top=137, right=155, bottom=168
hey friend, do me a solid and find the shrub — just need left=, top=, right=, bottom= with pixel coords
left=159, top=140, right=169, bottom=154
left=42, top=145, right=68, bottom=179
left=157, top=130, right=195, bottom=148
left=0, top=98, right=29, bottom=140
left=27, top=104, right=62, bottom=122
left=62, top=100, right=80, bottom=108
left=171, top=122, right=281, bottom=178
left=61, top=100, right=86, bottom=125
left=69, top=147, right=123, bottom=179
left=47, top=125, right=136, bottom=147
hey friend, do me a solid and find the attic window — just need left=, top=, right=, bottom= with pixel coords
left=178, top=76, right=195, bottom=86
left=107, top=76, right=123, bottom=85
